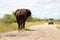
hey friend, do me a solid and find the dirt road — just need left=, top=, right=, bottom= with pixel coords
left=0, top=23, right=60, bottom=40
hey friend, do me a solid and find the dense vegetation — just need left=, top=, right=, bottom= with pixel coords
left=0, top=12, right=48, bottom=24
left=0, top=12, right=60, bottom=24
left=0, top=12, right=60, bottom=33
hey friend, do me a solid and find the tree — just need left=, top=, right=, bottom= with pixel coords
left=26, top=16, right=33, bottom=22
left=2, top=12, right=16, bottom=24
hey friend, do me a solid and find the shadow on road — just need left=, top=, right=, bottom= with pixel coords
left=25, top=29, right=35, bottom=31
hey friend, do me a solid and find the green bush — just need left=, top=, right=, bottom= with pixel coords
left=0, top=12, right=49, bottom=24
left=0, top=13, right=16, bottom=24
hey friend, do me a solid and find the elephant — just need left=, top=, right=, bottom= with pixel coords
left=14, top=8, right=31, bottom=30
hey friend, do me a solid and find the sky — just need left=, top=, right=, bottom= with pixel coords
left=0, top=0, right=60, bottom=19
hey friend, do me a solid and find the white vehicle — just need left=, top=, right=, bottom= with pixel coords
left=48, top=19, right=54, bottom=25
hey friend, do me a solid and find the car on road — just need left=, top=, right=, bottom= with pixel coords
left=48, top=19, right=54, bottom=25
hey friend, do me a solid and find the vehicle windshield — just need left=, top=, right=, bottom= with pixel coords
left=48, top=20, right=53, bottom=22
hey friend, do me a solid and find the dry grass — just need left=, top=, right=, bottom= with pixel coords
left=0, top=23, right=17, bottom=33
left=56, top=26, right=60, bottom=29
left=25, top=22, right=41, bottom=27
left=0, top=22, right=41, bottom=33
left=55, top=21, right=60, bottom=29
left=55, top=21, right=60, bottom=25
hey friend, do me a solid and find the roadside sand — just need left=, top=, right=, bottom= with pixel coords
left=0, top=23, right=60, bottom=40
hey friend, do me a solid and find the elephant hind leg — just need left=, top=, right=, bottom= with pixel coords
left=16, top=18, right=21, bottom=30
left=18, top=21, right=22, bottom=30
left=22, top=21, right=25, bottom=29
left=22, top=19, right=26, bottom=29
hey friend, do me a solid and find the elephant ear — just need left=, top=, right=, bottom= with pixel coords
left=25, top=9, right=31, bottom=17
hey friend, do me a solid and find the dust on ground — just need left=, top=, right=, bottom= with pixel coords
left=0, top=23, right=60, bottom=40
